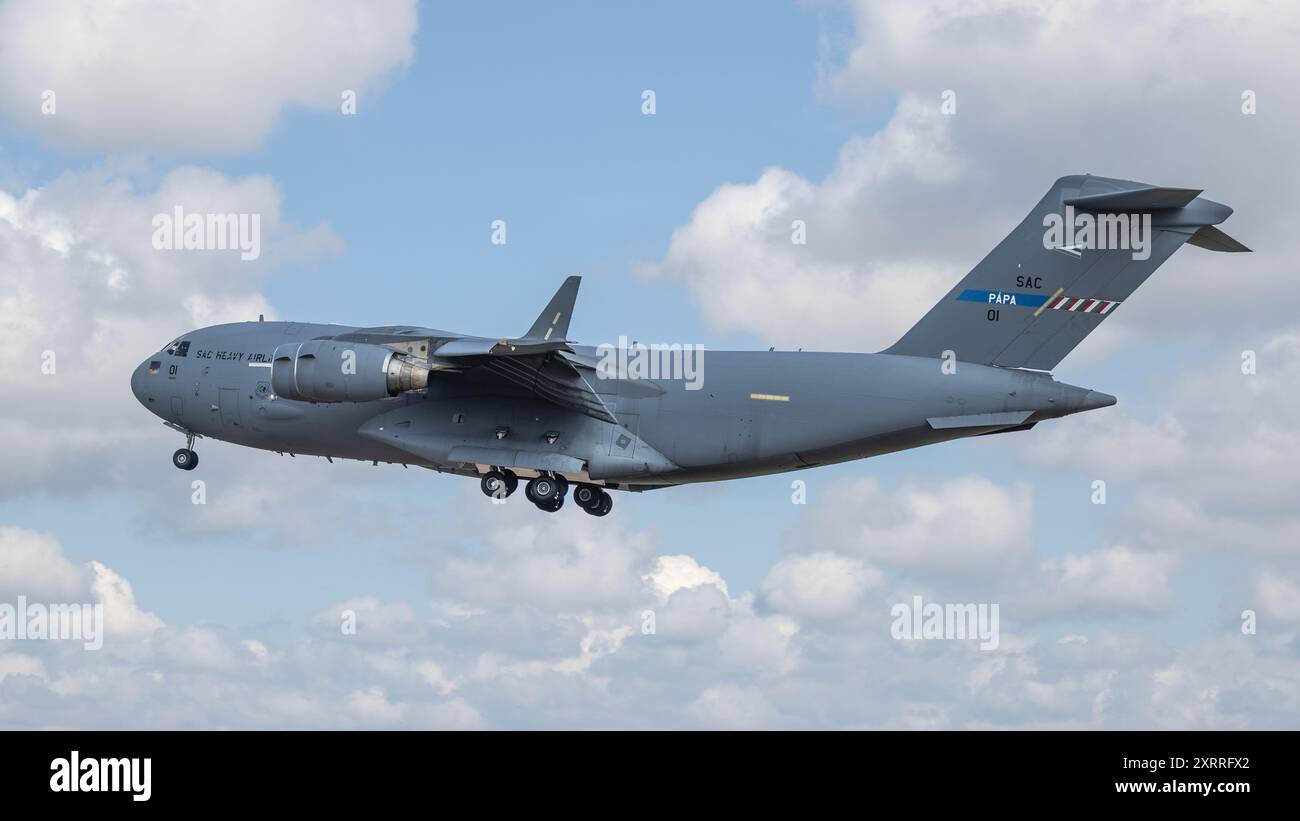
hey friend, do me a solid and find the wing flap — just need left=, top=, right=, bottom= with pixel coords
left=479, top=354, right=618, bottom=423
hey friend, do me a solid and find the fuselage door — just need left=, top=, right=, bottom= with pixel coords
left=219, top=388, right=242, bottom=428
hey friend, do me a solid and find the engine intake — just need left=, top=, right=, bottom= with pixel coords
left=271, top=340, right=431, bottom=402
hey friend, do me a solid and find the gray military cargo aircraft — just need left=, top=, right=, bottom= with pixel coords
left=131, top=175, right=1247, bottom=516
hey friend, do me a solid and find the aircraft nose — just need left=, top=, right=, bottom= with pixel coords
left=130, top=359, right=149, bottom=406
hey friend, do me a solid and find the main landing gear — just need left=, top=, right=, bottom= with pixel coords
left=479, top=468, right=520, bottom=500
left=524, top=474, right=565, bottom=511
left=481, top=468, right=612, bottom=515
left=572, top=483, right=612, bottom=517
left=171, top=430, right=199, bottom=471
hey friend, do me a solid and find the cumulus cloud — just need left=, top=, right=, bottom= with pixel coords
left=645, top=98, right=961, bottom=351
left=0, top=526, right=162, bottom=649
left=429, top=507, right=662, bottom=614
left=1036, top=546, right=1180, bottom=616
left=1147, top=636, right=1300, bottom=730
left=806, top=475, right=1034, bottom=575
left=310, top=597, right=423, bottom=647
left=1253, top=570, right=1300, bottom=623
left=1, top=516, right=1297, bottom=729
left=1025, top=329, right=1300, bottom=554
left=0, top=652, right=45, bottom=684
left=0, top=166, right=341, bottom=497
left=0, top=0, right=418, bottom=153
left=0, top=526, right=88, bottom=599
left=790, top=473, right=1183, bottom=621
left=648, top=554, right=731, bottom=601
left=687, top=683, right=780, bottom=729
left=759, top=552, right=881, bottom=621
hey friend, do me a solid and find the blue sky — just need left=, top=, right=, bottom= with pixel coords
left=1, top=0, right=1297, bottom=729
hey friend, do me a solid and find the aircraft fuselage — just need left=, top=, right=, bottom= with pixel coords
left=130, top=320, right=1112, bottom=493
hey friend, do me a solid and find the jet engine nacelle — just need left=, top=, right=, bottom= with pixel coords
left=271, top=340, right=430, bottom=402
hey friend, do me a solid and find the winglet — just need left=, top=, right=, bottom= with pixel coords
left=525, top=276, right=581, bottom=341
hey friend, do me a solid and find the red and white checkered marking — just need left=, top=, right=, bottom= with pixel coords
left=1049, top=295, right=1119, bottom=314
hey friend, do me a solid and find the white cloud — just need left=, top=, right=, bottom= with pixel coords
left=346, top=686, right=405, bottom=725
left=1038, top=546, right=1180, bottom=615
left=648, top=554, right=730, bottom=602
left=653, top=584, right=732, bottom=641
left=0, top=652, right=46, bottom=683
left=808, top=476, right=1034, bottom=574
left=429, top=505, right=661, bottom=614
left=90, top=560, right=165, bottom=640
left=1025, top=329, right=1300, bottom=555
left=686, top=683, right=779, bottom=730
left=0, top=0, right=418, bottom=153
left=0, top=166, right=340, bottom=497
left=2, top=522, right=1298, bottom=729
left=243, top=639, right=270, bottom=665
left=1146, top=637, right=1300, bottom=730
left=718, top=611, right=800, bottom=677
left=760, top=552, right=881, bottom=621
left=0, top=526, right=89, bottom=599
left=310, top=597, right=423, bottom=647
left=415, top=660, right=457, bottom=696
left=159, top=626, right=240, bottom=671
left=1254, top=570, right=1300, bottom=623
left=646, top=97, right=960, bottom=352
left=0, top=527, right=162, bottom=647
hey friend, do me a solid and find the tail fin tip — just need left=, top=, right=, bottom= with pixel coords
left=525, top=275, right=582, bottom=341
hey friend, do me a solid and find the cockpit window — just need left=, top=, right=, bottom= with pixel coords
left=148, top=361, right=161, bottom=375
left=164, top=339, right=191, bottom=357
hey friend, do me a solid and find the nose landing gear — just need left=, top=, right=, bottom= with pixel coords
left=170, top=427, right=199, bottom=471
left=172, top=447, right=198, bottom=470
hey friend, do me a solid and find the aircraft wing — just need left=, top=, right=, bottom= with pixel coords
left=434, top=337, right=572, bottom=358
left=473, top=350, right=618, bottom=424
left=436, top=276, right=620, bottom=423
left=339, top=277, right=620, bottom=423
